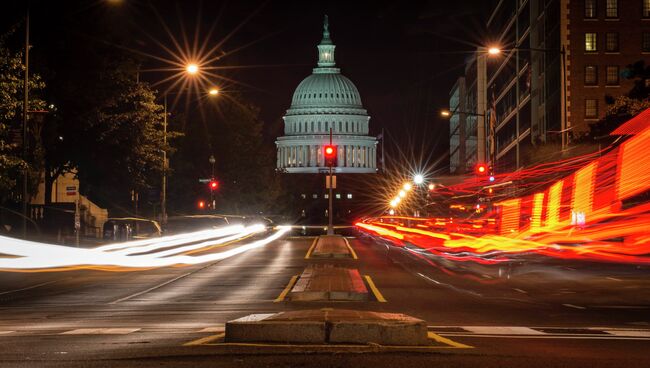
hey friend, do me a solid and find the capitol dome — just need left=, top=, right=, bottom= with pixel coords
left=276, top=16, right=377, bottom=174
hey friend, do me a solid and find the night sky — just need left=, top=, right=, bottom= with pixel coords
left=3, top=0, right=493, bottom=173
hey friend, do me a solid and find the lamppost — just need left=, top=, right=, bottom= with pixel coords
left=486, top=46, right=569, bottom=150
left=209, top=155, right=216, bottom=209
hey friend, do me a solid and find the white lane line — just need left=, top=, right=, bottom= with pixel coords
left=0, top=279, right=66, bottom=296
left=0, top=331, right=14, bottom=335
left=563, top=303, right=586, bottom=309
left=61, top=328, right=140, bottom=335
left=513, top=288, right=527, bottom=294
left=108, top=272, right=193, bottom=304
left=462, top=326, right=546, bottom=335
left=437, top=333, right=650, bottom=341
left=605, top=277, right=622, bottom=281
left=604, top=330, right=650, bottom=337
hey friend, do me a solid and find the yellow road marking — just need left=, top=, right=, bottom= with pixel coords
left=427, top=331, right=473, bottom=348
left=202, top=341, right=464, bottom=349
left=183, top=332, right=225, bottom=346
left=364, top=275, right=387, bottom=302
left=343, top=237, right=358, bottom=259
left=274, top=275, right=299, bottom=302
left=304, top=237, right=318, bottom=259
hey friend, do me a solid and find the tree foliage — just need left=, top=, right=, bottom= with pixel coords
left=0, top=30, right=45, bottom=203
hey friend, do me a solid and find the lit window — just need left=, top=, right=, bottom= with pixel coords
left=312, top=194, right=318, bottom=199
left=335, top=194, right=341, bottom=199
left=584, top=65, right=598, bottom=85
left=585, top=0, right=597, bottom=18
left=301, top=194, right=307, bottom=200
left=605, top=0, right=618, bottom=18
left=605, top=33, right=619, bottom=52
left=644, top=33, right=650, bottom=52
left=585, top=99, right=599, bottom=118
left=606, top=66, right=619, bottom=85
left=347, top=194, right=353, bottom=199
left=644, top=0, right=650, bottom=18
left=324, top=194, right=329, bottom=199
left=585, top=33, right=597, bottom=52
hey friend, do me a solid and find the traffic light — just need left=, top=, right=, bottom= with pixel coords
left=198, top=200, right=205, bottom=209
left=475, top=163, right=488, bottom=175
left=209, top=180, right=219, bottom=190
left=324, top=145, right=337, bottom=167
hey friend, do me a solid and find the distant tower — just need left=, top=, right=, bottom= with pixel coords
left=276, top=16, right=377, bottom=173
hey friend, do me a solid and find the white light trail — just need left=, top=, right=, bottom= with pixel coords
left=0, top=225, right=290, bottom=271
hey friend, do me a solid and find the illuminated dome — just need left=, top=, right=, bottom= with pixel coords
left=276, top=16, right=377, bottom=174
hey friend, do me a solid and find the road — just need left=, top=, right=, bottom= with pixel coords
left=0, top=230, right=649, bottom=367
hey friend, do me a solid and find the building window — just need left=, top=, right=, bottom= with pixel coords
left=347, top=193, right=353, bottom=199
left=585, top=0, right=597, bottom=18
left=301, top=194, right=307, bottom=200
left=585, top=33, right=597, bottom=52
left=584, top=65, right=598, bottom=85
left=605, top=33, right=619, bottom=52
left=324, top=194, right=329, bottom=199
left=606, top=66, right=620, bottom=85
left=606, top=0, right=618, bottom=18
left=644, top=33, right=650, bottom=52
left=312, top=194, right=318, bottom=199
left=644, top=0, right=650, bottom=18
left=335, top=193, right=341, bottom=199
left=585, top=99, right=599, bottom=118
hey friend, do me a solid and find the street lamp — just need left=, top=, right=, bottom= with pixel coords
left=208, top=88, right=219, bottom=96
left=186, top=63, right=199, bottom=75
left=398, top=190, right=407, bottom=198
left=403, top=183, right=412, bottom=191
left=485, top=45, right=568, bottom=150
left=413, top=174, right=424, bottom=185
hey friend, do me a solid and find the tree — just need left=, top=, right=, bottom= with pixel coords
left=0, top=29, right=45, bottom=204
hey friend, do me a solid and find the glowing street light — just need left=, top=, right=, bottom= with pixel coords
left=488, top=47, right=501, bottom=55
left=428, top=183, right=435, bottom=191
left=208, top=88, right=219, bottom=96
left=398, top=190, right=407, bottom=198
left=403, top=183, right=412, bottom=191
left=414, top=174, right=424, bottom=185
left=440, top=110, right=451, bottom=117
left=186, top=63, right=199, bottom=75
left=393, top=197, right=401, bottom=204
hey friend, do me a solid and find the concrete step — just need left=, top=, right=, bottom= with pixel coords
left=289, top=264, right=368, bottom=301
left=311, top=235, right=354, bottom=258
left=225, top=309, right=430, bottom=346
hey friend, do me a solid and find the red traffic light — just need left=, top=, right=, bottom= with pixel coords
left=475, top=163, right=488, bottom=175
left=209, top=180, right=219, bottom=190
left=324, top=145, right=337, bottom=167
left=198, top=200, right=205, bottom=209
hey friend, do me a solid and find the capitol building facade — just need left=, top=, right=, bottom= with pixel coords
left=276, top=16, right=377, bottom=174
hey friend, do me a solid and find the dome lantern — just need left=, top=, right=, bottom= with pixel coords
left=317, top=15, right=336, bottom=68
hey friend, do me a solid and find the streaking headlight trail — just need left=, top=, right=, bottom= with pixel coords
left=0, top=225, right=290, bottom=271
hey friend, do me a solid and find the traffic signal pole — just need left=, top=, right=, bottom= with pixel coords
left=327, top=128, right=334, bottom=235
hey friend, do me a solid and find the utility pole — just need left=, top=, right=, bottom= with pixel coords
left=327, top=128, right=333, bottom=235
left=22, top=8, right=30, bottom=239
left=161, top=95, right=167, bottom=227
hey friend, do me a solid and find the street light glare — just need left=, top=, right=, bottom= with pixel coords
left=414, top=174, right=424, bottom=184
left=403, top=183, right=412, bottom=191
left=398, top=190, right=406, bottom=198
left=209, top=88, right=219, bottom=96
left=428, top=183, right=435, bottom=191
left=186, top=63, right=199, bottom=75
left=440, top=110, right=451, bottom=117
left=488, top=47, right=501, bottom=55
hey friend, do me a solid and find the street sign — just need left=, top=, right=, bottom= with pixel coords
left=198, top=178, right=211, bottom=183
left=326, top=175, right=337, bottom=189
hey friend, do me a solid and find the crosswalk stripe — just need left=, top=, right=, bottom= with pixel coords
left=61, top=328, right=140, bottom=335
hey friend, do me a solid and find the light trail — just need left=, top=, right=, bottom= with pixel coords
left=0, top=225, right=290, bottom=271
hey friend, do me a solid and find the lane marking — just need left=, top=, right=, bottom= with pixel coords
left=427, top=332, right=473, bottom=348
left=274, top=275, right=299, bottom=302
left=198, top=341, right=467, bottom=350
left=437, top=333, right=650, bottom=341
left=604, top=330, right=650, bottom=337
left=364, top=275, right=387, bottom=302
left=0, top=279, right=66, bottom=296
left=61, top=328, right=140, bottom=335
left=0, top=331, right=14, bottom=335
left=184, top=332, right=225, bottom=346
left=563, top=303, right=586, bottom=310
left=199, top=325, right=225, bottom=333
left=343, top=237, right=358, bottom=259
left=462, top=326, right=545, bottom=335
left=304, top=237, right=318, bottom=259
left=109, top=272, right=193, bottom=304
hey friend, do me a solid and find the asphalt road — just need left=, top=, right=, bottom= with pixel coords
left=0, top=230, right=649, bottom=367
